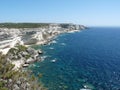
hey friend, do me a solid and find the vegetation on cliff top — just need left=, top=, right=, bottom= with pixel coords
left=0, top=23, right=49, bottom=28
left=0, top=23, right=83, bottom=29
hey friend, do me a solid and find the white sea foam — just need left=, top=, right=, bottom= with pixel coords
left=49, top=47, right=54, bottom=49
left=32, top=64, right=36, bottom=67
left=41, top=56, right=48, bottom=61
left=51, top=58, right=57, bottom=63
left=51, top=40, right=57, bottom=44
left=61, top=43, right=66, bottom=46
left=80, top=89, right=91, bottom=90
left=68, top=30, right=81, bottom=33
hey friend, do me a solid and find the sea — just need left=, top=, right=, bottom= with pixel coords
left=30, top=27, right=120, bottom=90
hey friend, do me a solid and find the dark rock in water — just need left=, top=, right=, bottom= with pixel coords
left=38, top=50, right=43, bottom=54
left=36, top=56, right=41, bottom=61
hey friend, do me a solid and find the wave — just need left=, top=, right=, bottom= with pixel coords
left=61, top=43, right=66, bottom=46
left=51, top=58, right=57, bottom=63
left=41, top=56, right=48, bottom=61
left=49, top=47, right=54, bottom=49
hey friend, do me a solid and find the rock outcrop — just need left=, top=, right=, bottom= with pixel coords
left=7, top=45, right=42, bottom=69
left=0, top=52, right=47, bottom=90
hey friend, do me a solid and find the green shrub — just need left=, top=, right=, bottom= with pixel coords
left=25, top=54, right=31, bottom=59
left=0, top=23, right=49, bottom=28
left=0, top=81, right=4, bottom=87
left=0, top=87, right=8, bottom=90
left=8, top=48, right=17, bottom=54
left=16, top=45, right=27, bottom=52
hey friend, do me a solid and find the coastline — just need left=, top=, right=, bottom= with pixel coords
left=12, top=29, right=82, bottom=70
left=0, top=23, right=86, bottom=90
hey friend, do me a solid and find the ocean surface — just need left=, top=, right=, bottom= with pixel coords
left=30, top=27, right=120, bottom=90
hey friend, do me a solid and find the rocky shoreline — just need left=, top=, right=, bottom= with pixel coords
left=7, top=45, right=43, bottom=70
left=0, top=23, right=86, bottom=69
left=0, top=23, right=86, bottom=90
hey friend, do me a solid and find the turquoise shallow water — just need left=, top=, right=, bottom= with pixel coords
left=30, top=27, right=120, bottom=90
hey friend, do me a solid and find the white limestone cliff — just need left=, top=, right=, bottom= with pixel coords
left=0, top=23, right=86, bottom=54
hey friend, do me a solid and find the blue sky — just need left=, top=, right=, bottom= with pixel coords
left=0, top=0, right=120, bottom=26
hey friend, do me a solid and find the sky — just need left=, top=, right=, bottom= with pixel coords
left=0, top=0, right=120, bottom=26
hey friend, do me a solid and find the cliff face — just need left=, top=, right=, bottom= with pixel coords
left=0, top=23, right=86, bottom=54
left=22, top=24, right=86, bottom=45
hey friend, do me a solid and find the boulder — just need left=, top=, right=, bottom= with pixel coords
left=26, top=47, right=37, bottom=55
left=38, top=50, right=43, bottom=54
left=13, top=84, right=20, bottom=90
left=25, top=57, right=35, bottom=64
left=16, top=81, right=21, bottom=85
left=21, top=51, right=28, bottom=56
left=8, top=79, right=12, bottom=83
left=23, top=64, right=29, bottom=67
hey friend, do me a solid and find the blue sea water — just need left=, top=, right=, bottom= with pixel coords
left=30, top=27, right=120, bottom=90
